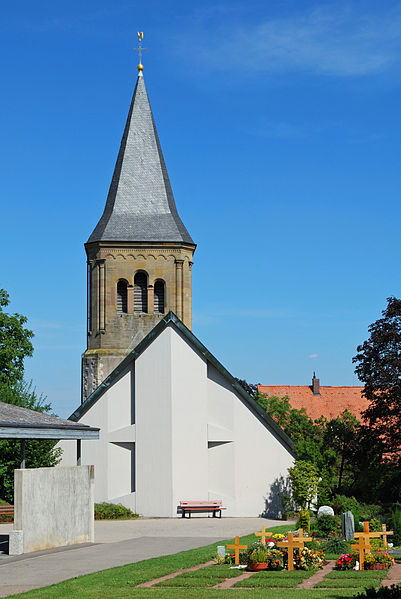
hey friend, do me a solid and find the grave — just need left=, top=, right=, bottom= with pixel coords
left=351, top=521, right=393, bottom=570
left=277, top=530, right=312, bottom=571
left=226, top=536, right=248, bottom=565
left=341, top=510, right=355, bottom=540
left=254, top=525, right=273, bottom=544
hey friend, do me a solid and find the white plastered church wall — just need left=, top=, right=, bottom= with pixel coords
left=58, top=321, right=294, bottom=517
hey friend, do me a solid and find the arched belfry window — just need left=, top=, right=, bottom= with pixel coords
left=134, top=272, right=148, bottom=313
left=154, top=280, right=165, bottom=314
left=117, top=279, right=128, bottom=313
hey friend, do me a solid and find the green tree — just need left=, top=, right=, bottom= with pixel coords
left=353, top=296, right=401, bottom=458
left=288, top=460, right=319, bottom=510
left=0, top=290, right=62, bottom=502
left=0, top=381, right=62, bottom=503
left=0, top=289, right=34, bottom=387
left=323, top=410, right=360, bottom=494
left=258, top=393, right=365, bottom=502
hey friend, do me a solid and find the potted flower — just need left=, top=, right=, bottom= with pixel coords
left=364, top=551, right=394, bottom=570
left=245, top=542, right=270, bottom=571
left=337, top=553, right=358, bottom=570
left=265, top=549, right=284, bottom=570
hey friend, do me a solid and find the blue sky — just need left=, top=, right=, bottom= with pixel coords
left=1, top=0, right=400, bottom=417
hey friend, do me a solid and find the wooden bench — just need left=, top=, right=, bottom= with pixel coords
left=179, top=500, right=226, bottom=518
left=0, top=505, right=13, bottom=516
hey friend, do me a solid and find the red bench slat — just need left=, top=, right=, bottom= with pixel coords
left=0, top=506, right=14, bottom=514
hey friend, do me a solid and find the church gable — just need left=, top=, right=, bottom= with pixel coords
left=73, top=312, right=294, bottom=455
left=63, top=312, right=294, bottom=517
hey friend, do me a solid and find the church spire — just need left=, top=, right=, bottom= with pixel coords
left=88, top=60, right=193, bottom=245
left=82, top=51, right=195, bottom=403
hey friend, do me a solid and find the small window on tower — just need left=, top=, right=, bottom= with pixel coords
left=117, top=280, right=128, bottom=313
left=134, top=272, right=148, bottom=313
left=154, top=280, right=165, bottom=314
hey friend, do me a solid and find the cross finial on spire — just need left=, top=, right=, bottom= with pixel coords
left=133, top=31, right=147, bottom=74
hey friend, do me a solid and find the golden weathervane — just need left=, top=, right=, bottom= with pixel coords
left=133, top=32, right=147, bottom=72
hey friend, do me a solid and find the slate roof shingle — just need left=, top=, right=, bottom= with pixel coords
left=88, top=74, right=194, bottom=245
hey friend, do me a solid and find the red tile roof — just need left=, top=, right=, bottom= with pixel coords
left=257, top=384, right=368, bottom=421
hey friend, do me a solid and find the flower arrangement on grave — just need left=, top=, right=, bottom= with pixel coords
left=224, top=550, right=247, bottom=565
left=246, top=542, right=270, bottom=564
left=265, top=549, right=285, bottom=570
left=364, top=551, right=394, bottom=569
left=308, top=536, right=323, bottom=551
left=292, top=547, right=325, bottom=570
left=272, top=533, right=285, bottom=541
left=337, top=552, right=358, bottom=570
left=245, top=542, right=285, bottom=571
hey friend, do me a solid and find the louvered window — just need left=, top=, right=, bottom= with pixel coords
left=134, top=272, right=148, bottom=313
left=117, top=280, right=128, bottom=313
left=154, top=280, right=165, bottom=314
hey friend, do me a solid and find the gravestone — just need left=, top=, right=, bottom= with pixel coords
left=217, top=546, right=225, bottom=558
left=317, top=505, right=334, bottom=518
left=342, top=510, right=355, bottom=540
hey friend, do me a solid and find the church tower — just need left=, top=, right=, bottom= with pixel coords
left=82, top=56, right=196, bottom=402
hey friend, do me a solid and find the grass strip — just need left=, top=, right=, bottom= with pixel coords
left=315, top=578, right=382, bottom=589
left=233, top=568, right=317, bottom=588
left=8, top=585, right=359, bottom=598
left=156, top=564, right=245, bottom=587
left=323, top=570, right=387, bottom=580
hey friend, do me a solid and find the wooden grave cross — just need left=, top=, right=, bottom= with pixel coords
left=226, top=536, right=248, bottom=565
left=351, top=521, right=392, bottom=570
left=351, top=534, right=371, bottom=571
left=254, top=525, right=273, bottom=544
left=381, top=524, right=393, bottom=550
left=297, top=529, right=312, bottom=546
left=277, top=531, right=312, bottom=571
left=354, top=521, right=384, bottom=553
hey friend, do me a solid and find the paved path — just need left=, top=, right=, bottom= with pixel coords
left=137, top=559, right=215, bottom=588
left=297, top=560, right=336, bottom=589
left=382, top=562, right=401, bottom=587
left=0, top=517, right=282, bottom=597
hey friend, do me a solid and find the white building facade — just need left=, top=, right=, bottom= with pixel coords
left=59, top=313, right=294, bottom=517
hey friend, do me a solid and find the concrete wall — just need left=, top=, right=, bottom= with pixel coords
left=10, top=466, right=94, bottom=555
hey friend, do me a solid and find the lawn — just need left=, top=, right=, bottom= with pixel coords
left=233, top=569, right=317, bottom=588
left=314, top=569, right=388, bottom=590
left=4, top=524, right=391, bottom=599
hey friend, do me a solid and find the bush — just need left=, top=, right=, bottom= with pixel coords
left=322, top=535, right=350, bottom=556
left=311, top=514, right=338, bottom=537
left=360, top=503, right=383, bottom=521
left=94, top=502, right=138, bottom=520
left=390, top=504, right=401, bottom=546
left=353, top=584, right=401, bottom=598
left=369, top=517, right=383, bottom=532
left=333, top=494, right=362, bottom=532
left=296, top=508, right=311, bottom=533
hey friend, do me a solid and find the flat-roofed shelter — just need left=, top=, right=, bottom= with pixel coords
left=0, top=401, right=99, bottom=468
